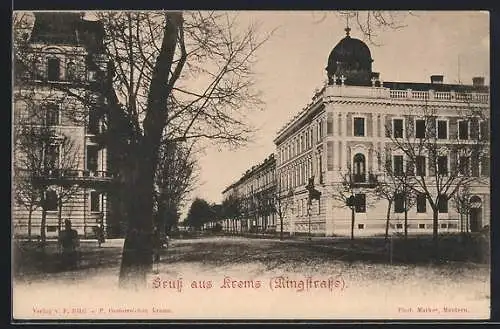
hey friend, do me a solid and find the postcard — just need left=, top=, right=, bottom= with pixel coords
left=12, top=10, right=490, bottom=321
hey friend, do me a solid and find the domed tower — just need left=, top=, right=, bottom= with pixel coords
left=326, top=27, right=374, bottom=86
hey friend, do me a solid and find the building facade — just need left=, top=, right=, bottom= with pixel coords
left=273, top=28, right=490, bottom=237
left=12, top=13, right=114, bottom=239
left=223, top=27, right=490, bottom=238
left=221, top=154, right=277, bottom=233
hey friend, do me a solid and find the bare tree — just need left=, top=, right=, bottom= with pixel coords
left=374, top=144, right=416, bottom=241
left=13, top=11, right=271, bottom=288
left=386, top=101, right=489, bottom=258
left=272, top=189, right=293, bottom=240
left=331, top=166, right=377, bottom=240
left=13, top=10, right=416, bottom=287
left=313, top=11, right=415, bottom=45
left=453, top=185, right=473, bottom=234
left=14, top=104, right=81, bottom=243
left=154, top=140, right=199, bottom=235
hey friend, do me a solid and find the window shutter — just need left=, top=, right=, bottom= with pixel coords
left=406, top=116, right=414, bottom=138
left=481, top=120, right=490, bottom=141
left=346, top=113, right=352, bottom=137
left=470, top=118, right=479, bottom=140
left=385, top=152, right=392, bottom=173
left=385, top=115, right=392, bottom=138
left=481, top=157, right=490, bottom=176
left=428, top=152, right=436, bottom=176
left=450, top=151, right=458, bottom=175
left=426, top=116, right=436, bottom=138
left=449, top=117, right=458, bottom=140
left=327, top=113, right=334, bottom=136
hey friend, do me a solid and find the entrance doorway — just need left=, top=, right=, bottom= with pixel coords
left=469, top=196, right=482, bottom=233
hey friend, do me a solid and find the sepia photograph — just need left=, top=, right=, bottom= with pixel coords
left=11, top=10, right=490, bottom=321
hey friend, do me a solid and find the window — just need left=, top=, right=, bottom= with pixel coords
left=394, top=193, right=405, bottom=213
left=393, top=119, right=404, bottom=138
left=438, top=156, right=448, bottom=175
left=437, top=120, right=448, bottom=139
left=353, top=117, right=365, bottom=136
left=396, top=223, right=403, bottom=229
left=353, top=153, right=366, bottom=182
left=438, top=194, right=448, bottom=213
left=90, top=191, right=101, bottom=212
left=88, top=70, right=97, bottom=82
left=480, top=120, right=489, bottom=140
left=44, top=144, right=59, bottom=169
left=47, top=226, right=58, bottom=232
left=393, top=155, right=404, bottom=176
left=45, top=104, right=59, bottom=125
left=45, top=190, right=58, bottom=211
left=481, top=157, right=490, bottom=176
left=440, top=223, right=447, bottom=229
left=318, top=121, right=324, bottom=139
left=358, top=224, right=365, bottom=229
left=418, top=223, right=425, bottom=229
left=66, top=61, right=76, bottom=81
left=327, top=113, right=334, bottom=135
left=471, top=157, right=480, bottom=177
left=417, top=193, right=427, bottom=213
left=459, top=156, right=470, bottom=176
left=354, top=194, right=366, bottom=213
left=415, top=120, right=426, bottom=138
left=47, top=57, right=61, bottom=81
left=416, top=156, right=426, bottom=176
left=87, top=145, right=99, bottom=172
left=458, top=120, right=469, bottom=140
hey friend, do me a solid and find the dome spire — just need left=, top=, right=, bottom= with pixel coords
left=345, top=14, right=351, bottom=37
left=345, top=26, right=351, bottom=37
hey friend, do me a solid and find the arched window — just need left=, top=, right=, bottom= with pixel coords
left=66, top=61, right=76, bottom=81
left=353, top=153, right=366, bottom=182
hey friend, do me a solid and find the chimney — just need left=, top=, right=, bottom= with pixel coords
left=472, top=76, right=485, bottom=86
left=430, top=75, right=444, bottom=84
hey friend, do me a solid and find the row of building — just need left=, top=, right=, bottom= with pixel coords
left=220, top=27, right=490, bottom=237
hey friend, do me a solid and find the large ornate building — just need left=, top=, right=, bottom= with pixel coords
left=12, top=13, right=115, bottom=239
left=223, top=27, right=490, bottom=237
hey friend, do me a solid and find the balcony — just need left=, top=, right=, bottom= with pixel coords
left=325, top=85, right=489, bottom=104
left=351, top=173, right=378, bottom=188
left=32, top=169, right=114, bottom=187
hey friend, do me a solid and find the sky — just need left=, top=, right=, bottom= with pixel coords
left=183, top=10, right=490, bottom=217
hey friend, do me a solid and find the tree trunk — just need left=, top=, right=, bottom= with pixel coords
left=350, top=206, right=355, bottom=241
left=385, top=200, right=392, bottom=241
left=432, top=208, right=439, bottom=260
left=57, top=200, right=63, bottom=233
left=27, top=207, right=33, bottom=242
left=404, top=198, right=408, bottom=239
left=118, top=155, right=156, bottom=289
left=118, top=12, right=183, bottom=289
left=40, top=191, right=47, bottom=245
left=280, top=216, right=283, bottom=241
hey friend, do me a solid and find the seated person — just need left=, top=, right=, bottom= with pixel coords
left=58, top=219, right=79, bottom=268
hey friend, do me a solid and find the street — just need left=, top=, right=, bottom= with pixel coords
left=13, top=236, right=490, bottom=319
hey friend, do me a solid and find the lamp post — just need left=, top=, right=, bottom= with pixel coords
left=308, top=198, right=312, bottom=241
